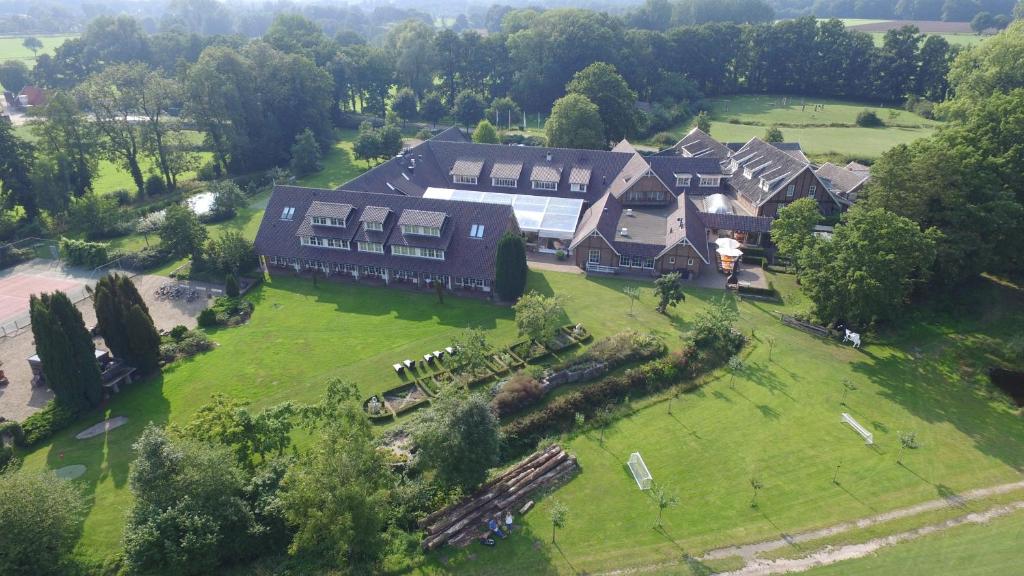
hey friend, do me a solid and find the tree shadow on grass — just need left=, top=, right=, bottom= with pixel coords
left=743, top=361, right=795, bottom=401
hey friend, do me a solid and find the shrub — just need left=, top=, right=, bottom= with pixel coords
left=492, top=372, right=544, bottom=416
left=20, top=401, right=80, bottom=447
left=160, top=329, right=214, bottom=362
left=112, top=188, right=135, bottom=206
left=855, top=110, right=884, bottom=127
left=572, top=330, right=663, bottom=371
left=0, top=420, right=25, bottom=447
left=0, top=246, right=34, bottom=269
left=110, top=245, right=173, bottom=271
left=650, top=132, right=677, bottom=148
left=196, top=159, right=222, bottom=181
left=169, top=325, right=189, bottom=342
left=145, top=174, right=167, bottom=196
left=58, top=237, right=109, bottom=268
left=415, top=128, right=433, bottom=140
left=225, top=274, right=239, bottom=298
left=197, top=308, right=218, bottom=328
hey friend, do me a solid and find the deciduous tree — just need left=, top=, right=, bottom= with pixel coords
left=770, top=197, right=820, bottom=268
left=566, top=62, right=640, bottom=142
left=513, top=291, right=565, bottom=344
left=545, top=93, right=605, bottom=149
left=412, top=387, right=500, bottom=492
left=472, top=119, right=499, bottom=143
left=653, top=272, right=685, bottom=314
left=289, top=128, right=323, bottom=177
left=0, top=467, right=85, bottom=575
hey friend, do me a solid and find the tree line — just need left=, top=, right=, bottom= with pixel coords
left=770, top=22, right=1024, bottom=328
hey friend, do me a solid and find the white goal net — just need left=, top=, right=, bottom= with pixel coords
left=627, top=452, right=653, bottom=490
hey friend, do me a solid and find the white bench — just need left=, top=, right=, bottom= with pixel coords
left=841, top=412, right=874, bottom=445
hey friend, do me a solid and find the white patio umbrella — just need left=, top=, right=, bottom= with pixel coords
left=715, top=237, right=741, bottom=251
left=716, top=246, right=744, bottom=258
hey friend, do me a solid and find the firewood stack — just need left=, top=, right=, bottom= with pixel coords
left=420, top=444, right=579, bottom=550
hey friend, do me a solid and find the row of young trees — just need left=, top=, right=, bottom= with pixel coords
left=770, top=23, right=1024, bottom=327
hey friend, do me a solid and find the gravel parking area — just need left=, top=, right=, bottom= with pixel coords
left=0, top=266, right=217, bottom=421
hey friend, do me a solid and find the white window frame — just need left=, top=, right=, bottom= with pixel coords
left=699, top=176, right=720, bottom=187
left=280, top=206, right=295, bottom=220
left=311, top=216, right=345, bottom=227
left=588, top=249, right=600, bottom=265
left=364, top=221, right=383, bottom=232
left=532, top=180, right=557, bottom=191
left=687, top=257, right=695, bottom=266
left=808, top=184, right=817, bottom=195
left=786, top=184, right=795, bottom=198
left=669, top=256, right=675, bottom=265
left=400, top=224, right=441, bottom=237
left=390, top=245, right=445, bottom=260
left=492, top=177, right=517, bottom=188
left=675, top=176, right=692, bottom=187
left=469, top=224, right=485, bottom=238
left=570, top=182, right=587, bottom=193
left=357, top=242, right=384, bottom=254
left=453, top=174, right=478, bottom=185
left=619, top=255, right=655, bottom=270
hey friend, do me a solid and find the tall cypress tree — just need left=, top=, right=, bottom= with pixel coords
left=494, top=232, right=527, bottom=301
left=93, top=274, right=160, bottom=371
left=30, top=292, right=102, bottom=410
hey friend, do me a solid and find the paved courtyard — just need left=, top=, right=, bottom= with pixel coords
left=0, top=260, right=215, bottom=421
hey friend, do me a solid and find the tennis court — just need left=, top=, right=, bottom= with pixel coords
left=0, top=263, right=92, bottom=333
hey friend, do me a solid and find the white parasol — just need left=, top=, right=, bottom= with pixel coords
left=716, top=246, right=744, bottom=258
left=715, top=237, right=741, bottom=250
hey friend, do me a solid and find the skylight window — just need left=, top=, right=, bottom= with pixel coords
left=280, top=206, right=295, bottom=220
left=469, top=224, right=485, bottom=238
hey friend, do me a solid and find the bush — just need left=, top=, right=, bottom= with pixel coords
left=20, top=401, right=80, bottom=447
left=855, top=110, right=884, bottom=127
left=169, top=325, right=189, bottom=342
left=736, top=284, right=778, bottom=298
left=492, top=372, right=543, bottom=416
left=571, top=330, right=664, bottom=371
left=415, top=128, right=433, bottom=140
left=197, top=308, right=218, bottom=328
left=112, top=188, right=135, bottom=206
left=160, top=329, right=214, bottom=362
left=59, top=237, right=109, bottom=268
left=225, top=274, right=239, bottom=297
left=145, top=175, right=167, bottom=196
left=0, top=420, right=25, bottom=447
left=650, top=132, right=677, bottom=148
left=0, top=246, right=34, bottom=269
left=110, top=245, right=173, bottom=271
left=196, top=160, right=222, bottom=181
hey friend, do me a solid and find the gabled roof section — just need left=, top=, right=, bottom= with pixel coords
left=727, top=138, right=818, bottom=207
left=667, top=127, right=732, bottom=159
left=611, top=139, right=638, bottom=153
left=815, top=162, right=869, bottom=204
left=607, top=153, right=663, bottom=199
left=397, top=209, right=447, bottom=229
left=569, top=166, right=592, bottom=185
left=360, top=206, right=391, bottom=224
left=429, top=126, right=469, bottom=142
left=490, top=162, right=523, bottom=180
left=530, top=164, right=561, bottom=183
left=307, top=201, right=354, bottom=221
left=450, top=159, right=484, bottom=178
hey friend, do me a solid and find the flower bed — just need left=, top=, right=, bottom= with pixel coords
left=382, top=382, right=432, bottom=416
left=546, top=330, right=578, bottom=352
left=364, top=395, right=395, bottom=421
left=565, top=323, right=591, bottom=342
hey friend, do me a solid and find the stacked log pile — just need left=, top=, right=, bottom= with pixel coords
left=420, top=444, right=579, bottom=550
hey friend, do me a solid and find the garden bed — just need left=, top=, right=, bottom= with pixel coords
left=382, top=382, right=432, bottom=415
left=364, top=395, right=395, bottom=421
left=564, top=323, right=592, bottom=342
left=546, top=330, right=578, bottom=352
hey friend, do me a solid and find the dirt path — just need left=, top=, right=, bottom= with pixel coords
left=594, top=479, right=1024, bottom=576
left=716, top=501, right=1024, bottom=576
left=701, top=479, right=1024, bottom=563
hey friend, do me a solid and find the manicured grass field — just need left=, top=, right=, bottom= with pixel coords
left=864, top=31, right=989, bottom=48
left=431, top=275, right=1024, bottom=575
left=802, top=507, right=1024, bottom=575
left=704, top=94, right=940, bottom=160
left=17, top=269, right=1024, bottom=572
left=0, top=34, right=76, bottom=70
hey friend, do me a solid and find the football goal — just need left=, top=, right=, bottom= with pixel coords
left=627, top=452, right=653, bottom=490
left=841, top=412, right=874, bottom=445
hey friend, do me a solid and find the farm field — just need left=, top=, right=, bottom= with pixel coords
left=822, top=19, right=992, bottom=48
left=802, top=506, right=1024, bottom=575
left=704, top=94, right=940, bottom=160
left=16, top=268, right=1024, bottom=572
left=0, top=34, right=76, bottom=70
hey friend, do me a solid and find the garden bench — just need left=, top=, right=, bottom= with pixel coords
left=841, top=412, right=874, bottom=445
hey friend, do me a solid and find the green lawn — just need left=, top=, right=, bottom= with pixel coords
left=700, top=94, right=940, bottom=160
left=429, top=274, right=1024, bottom=575
left=802, top=507, right=1024, bottom=575
left=0, top=34, right=76, bottom=73
left=16, top=269, right=1024, bottom=572
left=864, top=31, right=989, bottom=48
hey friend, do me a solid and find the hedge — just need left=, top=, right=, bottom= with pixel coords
left=59, top=237, right=109, bottom=268
left=20, top=401, right=80, bottom=447
left=736, top=284, right=779, bottom=298
left=502, top=335, right=743, bottom=454
left=0, top=246, right=34, bottom=269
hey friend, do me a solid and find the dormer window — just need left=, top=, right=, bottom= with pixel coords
left=280, top=206, right=295, bottom=220
left=451, top=159, right=483, bottom=186
left=675, top=174, right=692, bottom=187
left=759, top=178, right=770, bottom=192
left=453, top=174, right=478, bottom=185
left=311, top=216, right=346, bottom=227
left=531, top=165, right=560, bottom=191
left=532, top=180, right=557, bottom=191
left=490, top=162, right=522, bottom=188
left=365, top=221, right=383, bottom=232
left=493, top=177, right=517, bottom=188
left=401, top=225, right=441, bottom=237
left=699, top=175, right=721, bottom=187
left=570, top=183, right=587, bottom=193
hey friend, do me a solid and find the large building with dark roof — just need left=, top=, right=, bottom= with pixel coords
left=254, top=186, right=519, bottom=294
left=257, top=126, right=863, bottom=285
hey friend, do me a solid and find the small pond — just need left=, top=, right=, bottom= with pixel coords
left=186, top=191, right=217, bottom=215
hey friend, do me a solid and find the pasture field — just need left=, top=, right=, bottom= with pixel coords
left=16, top=267, right=1024, bottom=573
left=704, top=94, right=940, bottom=160
left=0, top=34, right=76, bottom=69
left=820, top=18, right=992, bottom=48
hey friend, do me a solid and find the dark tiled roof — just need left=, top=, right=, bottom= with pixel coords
left=569, top=166, right=591, bottom=185
left=451, top=159, right=484, bottom=177
left=698, top=212, right=773, bottom=234
left=727, top=138, right=817, bottom=207
left=647, top=156, right=728, bottom=197
left=359, top=206, right=391, bottom=224
left=816, top=162, right=869, bottom=200
left=845, top=161, right=870, bottom=173
left=307, top=201, right=354, bottom=220
left=397, top=209, right=447, bottom=229
left=255, top=186, right=517, bottom=280
left=490, top=162, right=523, bottom=180
left=341, top=139, right=636, bottom=204
left=530, top=165, right=561, bottom=183
left=430, top=126, right=469, bottom=142
left=670, top=128, right=733, bottom=159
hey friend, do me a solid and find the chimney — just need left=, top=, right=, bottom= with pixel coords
left=620, top=227, right=629, bottom=237
left=626, top=208, right=634, bottom=216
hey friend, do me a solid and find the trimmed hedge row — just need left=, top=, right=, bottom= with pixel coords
left=20, top=401, right=80, bottom=447
left=502, top=336, right=742, bottom=454
left=59, top=237, right=109, bottom=268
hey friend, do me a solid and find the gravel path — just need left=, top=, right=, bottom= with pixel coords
left=716, top=501, right=1024, bottom=576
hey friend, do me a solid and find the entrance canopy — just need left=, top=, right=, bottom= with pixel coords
left=423, top=187, right=584, bottom=240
